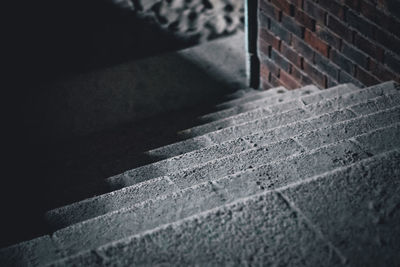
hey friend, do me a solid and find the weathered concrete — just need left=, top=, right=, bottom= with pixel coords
left=33, top=125, right=397, bottom=262
left=282, top=151, right=400, bottom=267
left=215, top=84, right=317, bottom=110
left=1, top=81, right=399, bottom=266
left=179, top=85, right=320, bottom=137
left=148, top=82, right=399, bottom=159
left=222, top=85, right=288, bottom=102
left=50, top=150, right=399, bottom=266
left=198, top=83, right=357, bottom=123
left=51, top=192, right=343, bottom=266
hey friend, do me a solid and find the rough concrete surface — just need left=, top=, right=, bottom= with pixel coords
left=1, top=81, right=400, bottom=266
left=51, top=151, right=399, bottom=267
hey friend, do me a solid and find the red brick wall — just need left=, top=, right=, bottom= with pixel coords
left=258, top=0, right=400, bottom=90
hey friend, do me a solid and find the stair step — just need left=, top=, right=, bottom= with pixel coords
left=182, top=84, right=357, bottom=138
left=186, top=86, right=320, bottom=136
left=47, top=102, right=400, bottom=229
left=222, top=86, right=288, bottom=102
left=4, top=126, right=399, bottom=266
left=198, top=83, right=351, bottom=124
left=50, top=150, right=400, bottom=266
left=215, top=85, right=317, bottom=111
left=148, top=81, right=399, bottom=159
left=45, top=103, right=400, bottom=230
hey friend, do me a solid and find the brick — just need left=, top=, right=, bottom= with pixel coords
left=259, top=1, right=280, bottom=21
left=380, top=0, right=400, bottom=19
left=281, top=42, right=302, bottom=68
left=260, top=57, right=280, bottom=76
left=281, top=14, right=304, bottom=38
left=375, top=30, right=400, bottom=55
left=369, top=59, right=399, bottom=82
left=303, top=60, right=327, bottom=88
left=292, top=35, right=314, bottom=61
left=271, top=0, right=294, bottom=16
left=314, top=52, right=340, bottom=80
left=318, top=0, right=346, bottom=19
left=294, top=8, right=316, bottom=31
left=315, top=25, right=341, bottom=50
left=341, top=42, right=369, bottom=68
left=258, top=39, right=270, bottom=58
left=387, top=16, right=400, bottom=38
left=270, top=73, right=282, bottom=87
left=279, top=69, right=302, bottom=89
left=330, top=49, right=354, bottom=74
left=269, top=17, right=291, bottom=43
left=259, top=28, right=281, bottom=51
left=346, top=10, right=377, bottom=39
left=261, top=79, right=273, bottom=90
left=303, top=0, right=326, bottom=25
left=355, top=66, right=380, bottom=86
left=343, top=0, right=360, bottom=10
left=291, top=66, right=314, bottom=85
left=385, top=52, right=400, bottom=73
left=354, top=34, right=384, bottom=62
left=304, top=29, right=330, bottom=57
left=358, top=0, right=399, bottom=35
left=326, top=15, right=353, bottom=43
left=339, top=70, right=364, bottom=87
left=260, top=61, right=272, bottom=82
left=271, top=49, right=291, bottom=72
left=287, top=0, right=303, bottom=8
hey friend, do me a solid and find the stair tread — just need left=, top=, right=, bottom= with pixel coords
left=2, top=81, right=400, bottom=266
left=199, top=84, right=338, bottom=124
left=46, top=103, right=400, bottom=229
left=222, top=86, right=288, bottom=102
left=181, top=84, right=351, bottom=138
left=214, top=85, right=311, bottom=111
left=4, top=146, right=399, bottom=266
left=50, top=149, right=400, bottom=266
left=148, top=81, right=399, bottom=159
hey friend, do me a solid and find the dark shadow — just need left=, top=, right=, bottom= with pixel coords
left=1, top=51, right=243, bottom=248
left=1, top=0, right=246, bottom=248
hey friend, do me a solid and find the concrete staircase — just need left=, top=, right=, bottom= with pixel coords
left=1, top=81, right=400, bottom=266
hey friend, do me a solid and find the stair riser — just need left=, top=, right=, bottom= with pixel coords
left=46, top=98, right=400, bottom=230
left=216, top=86, right=289, bottom=110
left=51, top=150, right=400, bottom=267
left=215, top=85, right=318, bottom=111
left=151, top=82, right=398, bottom=159
left=222, top=86, right=287, bottom=103
left=199, top=83, right=354, bottom=123
left=48, top=125, right=400, bottom=261
left=182, top=82, right=397, bottom=138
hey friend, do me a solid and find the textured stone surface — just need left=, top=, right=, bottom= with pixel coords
left=222, top=85, right=288, bottom=103
left=52, top=149, right=400, bottom=266
left=217, top=85, right=319, bottom=109
left=148, top=82, right=397, bottom=158
left=52, top=192, right=344, bottom=266
left=180, top=85, right=319, bottom=137
left=41, top=125, right=399, bottom=262
left=2, top=82, right=400, bottom=266
left=199, top=83, right=357, bottom=123
left=282, top=150, right=400, bottom=267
